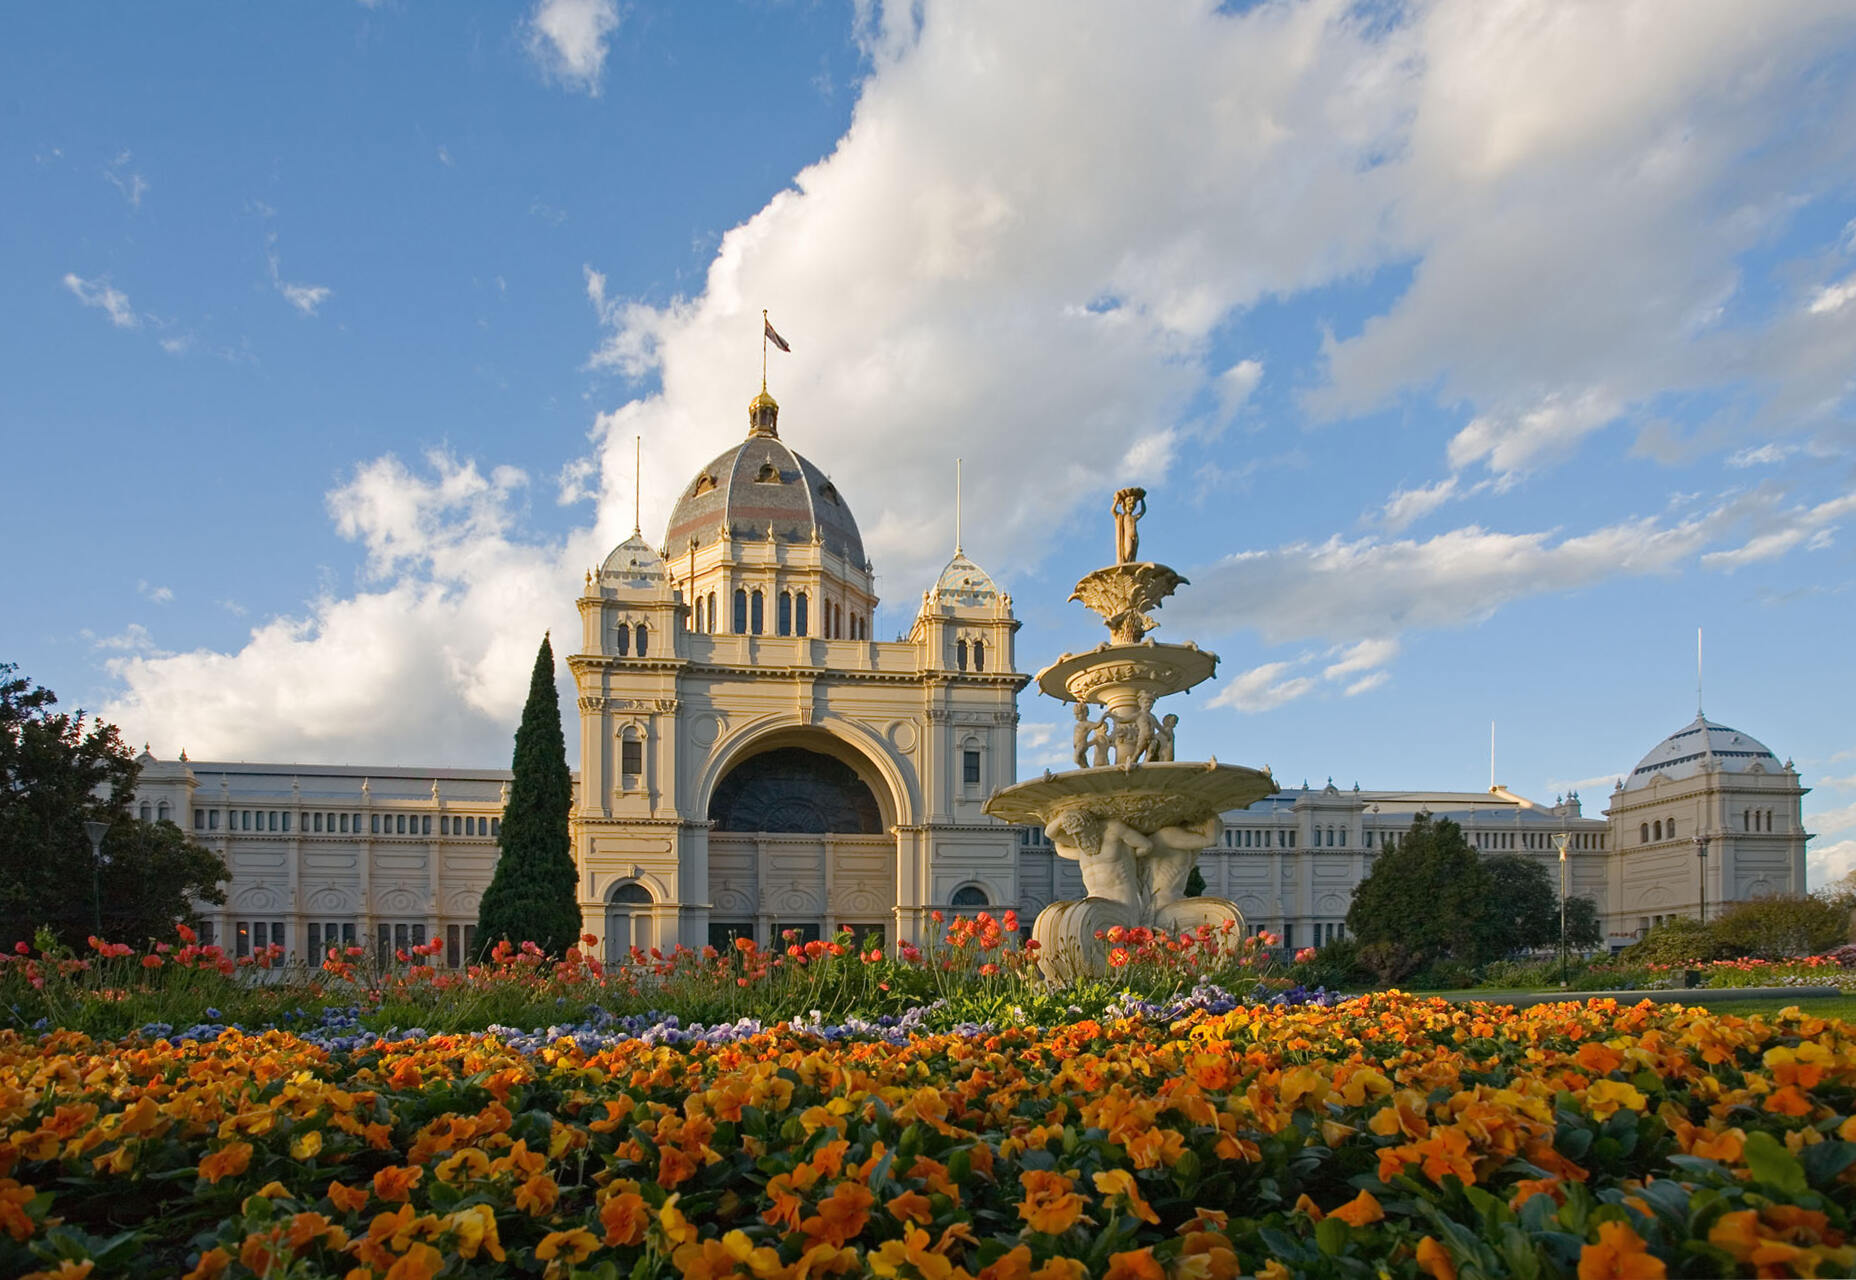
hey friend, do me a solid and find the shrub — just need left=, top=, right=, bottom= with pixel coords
left=1617, top=916, right=1732, bottom=967
left=1709, top=894, right=1848, bottom=960
left=1289, top=936, right=1365, bottom=990
left=1356, top=939, right=1423, bottom=985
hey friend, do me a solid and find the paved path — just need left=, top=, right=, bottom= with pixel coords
left=1430, top=985, right=1840, bottom=1009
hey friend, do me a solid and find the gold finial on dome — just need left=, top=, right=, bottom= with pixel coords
left=748, top=385, right=780, bottom=438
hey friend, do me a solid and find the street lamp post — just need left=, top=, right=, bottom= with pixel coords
left=1695, top=833, right=1710, bottom=925
left=83, top=820, right=109, bottom=936
left=1554, top=832, right=1569, bottom=988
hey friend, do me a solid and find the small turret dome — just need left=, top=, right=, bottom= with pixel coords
left=929, top=551, right=1000, bottom=607
left=598, top=532, right=669, bottom=591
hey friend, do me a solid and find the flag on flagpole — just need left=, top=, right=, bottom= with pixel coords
left=764, top=315, right=791, bottom=353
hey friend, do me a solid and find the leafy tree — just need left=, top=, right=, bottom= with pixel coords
left=98, top=818, right=229, bottom=945
left=476, top=635, right=581, bottom=957
left=0, top=664, right=226, bottom=947
left=1620, top=916, right=1733, bottom=966
left=1478, top=854, right=1558, bottom=957
left=1184, top=865, right=1206, bottom=898
left=1346, top=813, right=1490, bottom=974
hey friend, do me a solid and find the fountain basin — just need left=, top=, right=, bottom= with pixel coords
left=985, top=761, right=1275, bottom=831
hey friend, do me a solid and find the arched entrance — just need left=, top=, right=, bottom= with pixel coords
left=605, top=882, right=654, bottom=964
left=704, top=735, right=898, bottom=952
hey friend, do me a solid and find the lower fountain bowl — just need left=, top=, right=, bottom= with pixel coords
left=984, top=761, right=1277, bottom=831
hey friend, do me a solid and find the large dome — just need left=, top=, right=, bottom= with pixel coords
left=662, top=394, right=865, bottom=565
left=1620, top=714, right=1782, bottom=792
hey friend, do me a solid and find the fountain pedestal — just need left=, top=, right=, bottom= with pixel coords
left=984, top=487, right=1277, bottom=981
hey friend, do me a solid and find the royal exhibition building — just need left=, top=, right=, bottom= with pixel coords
left=126, top=388, right=1813, bottom=967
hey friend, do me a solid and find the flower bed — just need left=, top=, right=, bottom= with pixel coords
left=2, top=994, right=1853, bottom=1278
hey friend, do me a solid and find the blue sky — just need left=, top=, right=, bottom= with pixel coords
left=7, top=1, right=1856, bottom=885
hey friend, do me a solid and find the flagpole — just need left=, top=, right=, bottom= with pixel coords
left=762, top=308, right=769, bottom=392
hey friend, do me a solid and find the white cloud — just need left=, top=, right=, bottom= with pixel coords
left=63, top=273, right=139, bottom=329
left=1216, top=359, right=1263, bottom=418
left=104, top=453, right=586, bottom=764
left=1727, top=442, right=1800, bottom=468
left=266, top=232, right=331, bottom=316
left=1810, top=800, right=1856, bottom=837
left=137, top=581, right=174, bottom=604
left=1174, top=509, right=1719, bottom=648
left=1445, top=389, right=1623, bottom=480
left=1210, top=660, right=1318, bottom=713
left=525, top=0, right=620, bottom=96
left=1379, top=475, right=1477, bottom=532
left=1323, top=637, right=1397, bottom=682
left=437, top=145, right=454, bottom=167
left=1815, top=773, right=1856, bottom=791
left=1809, top=839, right=1856, bottom=890
left=1700, top=489, right=1856, bottom=571
left=103, top=150, right=148, bottom=209
left=1808, top=274, right=1856, bottom=315
left=1343, top=671, right=1389, bottom=698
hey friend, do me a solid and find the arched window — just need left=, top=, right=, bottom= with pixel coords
left=795, top=591, right=808, bottom=636
left=1640, top=822, right=1649, bottom=843
left=620, top=730, right=643, bottom=778
left=956, top=639, right=968, bottom=671
left=708, top=592, right=717, bottom=633
left=973, top=640, right=985, bottom=671
left=694, top=596, right=706, bottom=633
left=157, top=801, right=169, bottom=822
left=778, top=591, right=792, bottom=636
left=614, top=624, right=630, bottom=657
left=1665, top=817, right=1674, bottom=839
left=1652, top=820, right=1661, bottom=840
left=750, top=589, right=765, bottom=634
left=950, top=885, right=989, bottom=909
left=634, top=623, right=648, bottom=657
left=733, top=589, right=748, bottom=633
left=139, top=802, right=152, bottom=821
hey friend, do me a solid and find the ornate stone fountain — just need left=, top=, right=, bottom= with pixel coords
left=984, top=488, right=1277, bottom=980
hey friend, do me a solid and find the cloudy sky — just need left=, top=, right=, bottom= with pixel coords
left=7, top=0, right=1856, bottom=885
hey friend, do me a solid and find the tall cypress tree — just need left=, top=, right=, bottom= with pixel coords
left=476, top=634, right=581, bottom=957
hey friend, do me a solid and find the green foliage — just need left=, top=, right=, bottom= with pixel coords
left=1184, top=864, right=1205, bottom=898
left=1561, top=895, right=1604, bottom=951
left=1346, top=813, right=1489, bottom=971
left=1708, top=893, right=1847, bottom=960
left=0, top=664, right=225, bottom=948
left=1479, top=853, right=1558, bottom=955
left=476, top=635, right=581, bottom=958
left=97, top=818, right=227, bottom=945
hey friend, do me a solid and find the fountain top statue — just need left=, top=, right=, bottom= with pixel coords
left=985, top=485, right=1276, bottom=980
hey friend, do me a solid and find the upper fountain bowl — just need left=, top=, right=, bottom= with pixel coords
left=1036, top=640, right=1218, bottom=709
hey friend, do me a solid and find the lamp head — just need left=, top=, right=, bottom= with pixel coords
left=84, top=820, right=109, bottom=850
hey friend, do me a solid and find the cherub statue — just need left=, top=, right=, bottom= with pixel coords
left=1090, top=713, right=1114, bottom=767
left=1151, top=713, right=1177, bottom=763
left=1130, top=691, right=1160, bottom=763
left=1112, top=486, right=1147, bottom=564
left=1070, top=703, right=1095, bottom=769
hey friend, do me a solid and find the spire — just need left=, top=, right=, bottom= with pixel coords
left=633, top=435, right=642, bottom=537
left=1696, top=625, right=1704, bottom=719
left=955, top=457, right=964, bottom=556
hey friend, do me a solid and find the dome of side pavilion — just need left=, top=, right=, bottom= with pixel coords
left=1620, top=715, right=1782, bottom=792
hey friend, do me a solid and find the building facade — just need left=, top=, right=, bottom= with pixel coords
left=124, top=392, right=1815, bottom=963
